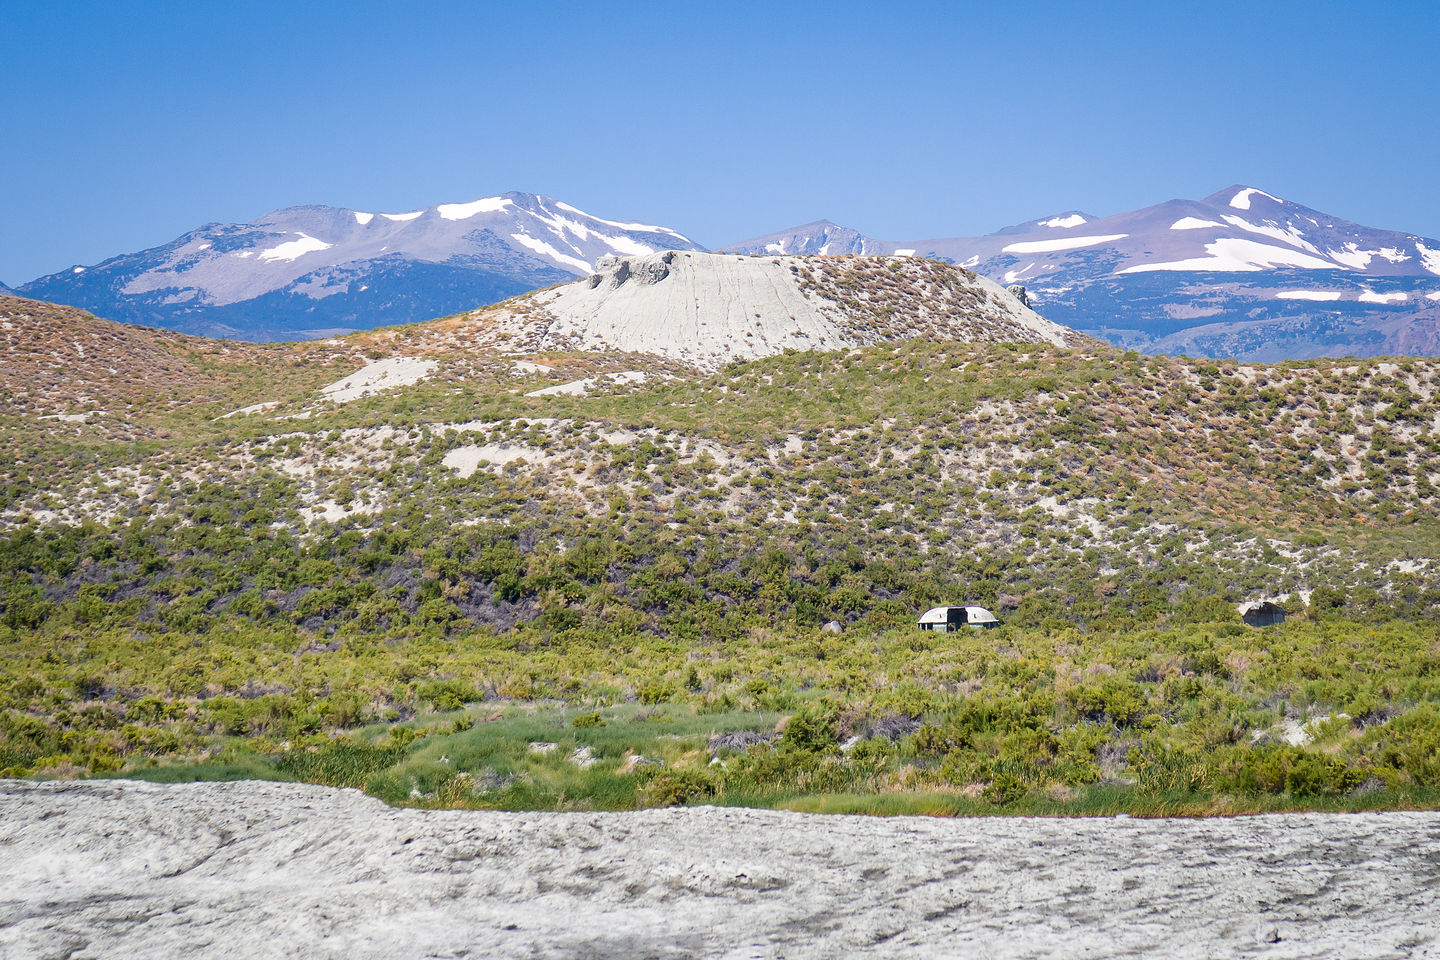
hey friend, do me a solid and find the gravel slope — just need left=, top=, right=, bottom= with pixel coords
left=3, top=779, right=1439, bottom=959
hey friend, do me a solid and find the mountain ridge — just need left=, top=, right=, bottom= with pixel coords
left=17, top=192, right=704, bottom=341
left=723, top=186, right=1440, bottom=360
left=13, top=184, right=1440, bottom=358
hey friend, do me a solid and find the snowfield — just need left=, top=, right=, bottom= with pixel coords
left=554, top=201, right=692, bottom=240
left=1038, top=214, right=1088, bottom=228
left=1001, top=234, right=1127, bottom=254
left=1170, top=217, right=1223, bottom=230
left=509, top=233, right=593, bottom=273
left=257, top=233, right=333, bottom=264
left=2, top=779, right=1438, bottom=960
left=1230, top=187, right=1282, bottom=209
left=437, top=197, right=513, bottom=220
left=1121, top=237, right=1343, bottom=274
left=1276, top=290, right=1343, bottom=301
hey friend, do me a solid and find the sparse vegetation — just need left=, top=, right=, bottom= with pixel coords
left=3, top=292, right=1440, bottom=815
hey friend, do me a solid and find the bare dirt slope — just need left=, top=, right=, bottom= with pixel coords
left=3, top=779, right=1438, bottom=959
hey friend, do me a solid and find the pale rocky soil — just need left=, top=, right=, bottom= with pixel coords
left=504, top=251, right=1080, bottom=370
left=2, top=780, right=1438, bottom=959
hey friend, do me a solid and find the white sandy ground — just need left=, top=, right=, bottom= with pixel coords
left=318, top=357, right=438, bottom=403
left=442, top=443, right=554, bottom=478
left=217, top=401, right=280, bottom=419
left=525, top=371, right=653, bottom=397
left=2, top=780, right=1439, bottom=959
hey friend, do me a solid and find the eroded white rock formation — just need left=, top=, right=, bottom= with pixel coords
left=488, top=251, right=1082, bottom=370
left=3, top=779, right=1438, bottom=959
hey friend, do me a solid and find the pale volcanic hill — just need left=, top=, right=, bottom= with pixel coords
left=447, top=251, right=1090, bottom=371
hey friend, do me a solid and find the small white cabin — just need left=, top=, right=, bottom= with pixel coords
left=918, top=605, right=1000, bottom=632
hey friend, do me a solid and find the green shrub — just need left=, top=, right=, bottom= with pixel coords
left=781, top=703, right=839, bottom=753
left=982, top=773, right=1027, bottom=805
left=275, top=741, right=406, bottom=788
left=637, top=769, right=715, bottom=808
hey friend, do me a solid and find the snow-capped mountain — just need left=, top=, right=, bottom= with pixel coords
left=19, top=193, right=704, bottom=340
left=723, top=220, right=888, bottom=257
left=726, top=187, right=1440, bottom=360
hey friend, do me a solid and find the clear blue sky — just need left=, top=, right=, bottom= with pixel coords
left=2, top=0, right=1437, bottom=284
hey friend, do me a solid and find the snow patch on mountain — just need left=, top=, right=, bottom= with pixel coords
left=510, top=234, right=592, bottom=273
left=1328, top=242, right=1412, bottom=270
left=353, top=212, right=374, bottom=226
left=258, top=233, right=332, bottom=263
left=1276, top=290, right=1343, bottom=301
left=1328, top=245, right=1374, bottom=269
left=1359, top=290, right=1408, bottom=305
left=554, top=202, right=690, bottom=240
left=1002, top=235, right=1127, bottom=254
left=1039, top=214, right=1088, bottom=228
left=1230, top=188, right=1282, bottom=210
left=1220, top=216, right=1319, bottom=254
left=600, top=235, right=655, bottom=257
left=1171, top=217, right=1223, bottom=230
left=1417, top=241, right=1440, bottom=276
left=1121, top=238, right=1341, bottom=274
left=382, top=211, right=423, bottom=222
left=518, top=204, right=660, bottom=261
left=437, top=197, right=512, bottom=220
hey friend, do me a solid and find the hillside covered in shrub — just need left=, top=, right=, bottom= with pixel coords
left=3, top=289, right=1440, bottom=814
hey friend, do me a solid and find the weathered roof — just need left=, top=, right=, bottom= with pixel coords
left=963, top=606, right=999, bottom=623
left=918, top=605, right=999, bottom=624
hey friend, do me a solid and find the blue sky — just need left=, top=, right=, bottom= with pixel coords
left=2, top=0, right=1437, bottom=283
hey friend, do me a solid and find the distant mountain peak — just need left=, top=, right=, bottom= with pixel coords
left=1204, top=184, right=1286, bottom=211
left=17, top=192, right=703, bottom=341
left=724, top=187, right=1440, bottom=360
left=719, top=220, right=884, bottom=257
